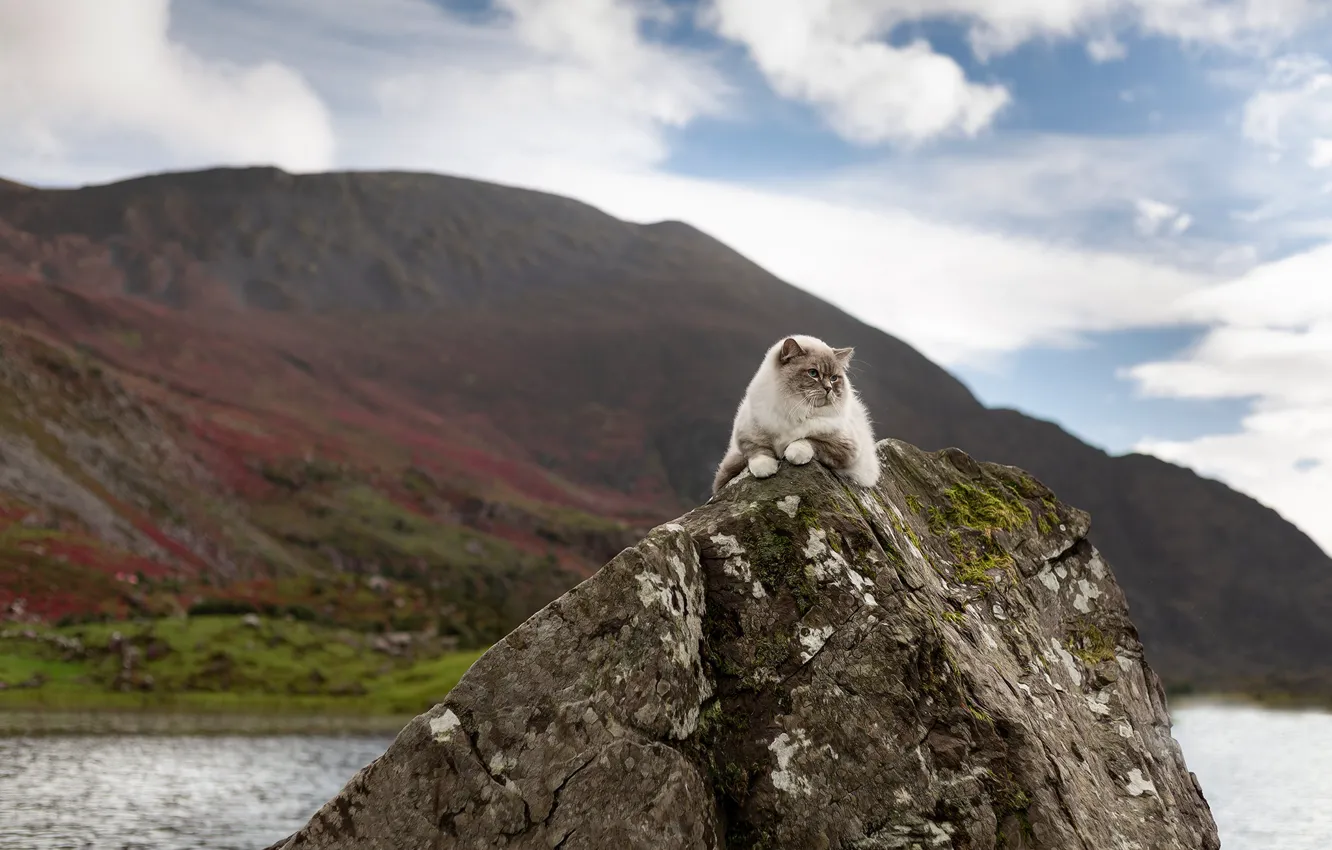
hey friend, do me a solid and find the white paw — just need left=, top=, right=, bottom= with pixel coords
left=783, top=439, right=814, bottom=465
left=748, top=455, right=779, bottom=479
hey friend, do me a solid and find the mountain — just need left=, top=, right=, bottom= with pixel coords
left=0, top=166, right=1329, bottom=698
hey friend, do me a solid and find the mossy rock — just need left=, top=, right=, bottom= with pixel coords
left=266, top=439, right=1219, bottom=850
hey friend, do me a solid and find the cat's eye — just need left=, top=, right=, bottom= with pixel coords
left=807, top=369, right=819, bottom=378
left=830, top=375, right=840, bottom=382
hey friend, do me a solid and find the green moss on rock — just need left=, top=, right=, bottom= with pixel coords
left=988, top=767, right=1037, bottom=848
left=1067, top=623, right=1116, bottom=666
left=931, top=482, right=1032, bottom=534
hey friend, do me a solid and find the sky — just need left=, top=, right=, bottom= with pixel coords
left=0, top=0, right=1329, bottom=553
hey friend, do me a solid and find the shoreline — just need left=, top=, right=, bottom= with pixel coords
left=1170, top=692, right=1332, bottom=716
left=3, top=692, right=1330, bottom=738
left=0, top=708, right=414, bottom=737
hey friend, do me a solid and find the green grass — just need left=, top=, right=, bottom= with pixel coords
left=244, top=481, right=580, bottom=645
left=0, top=616, right=486, bottom=717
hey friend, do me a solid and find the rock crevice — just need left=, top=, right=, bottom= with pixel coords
left=269, top=439, right=1219, bottom=850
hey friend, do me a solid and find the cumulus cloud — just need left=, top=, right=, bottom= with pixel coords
left=700, top=0, right=1324, bottom=147
left=1128, top=243, right=1332, bottom=553
left=0, top=0, right=334, bottom=183
left=1243, top=54, right=1332, bottom=170
left=1087, top=34, right=1129, bottom=63
left=370, top=0, right=727, bottom=175
left=704, top=0, right=1011, bottom=145
left=1134, top=198, right=1193, bottom=237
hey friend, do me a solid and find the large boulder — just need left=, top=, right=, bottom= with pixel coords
left=268, top=439, right=1219, bottom=849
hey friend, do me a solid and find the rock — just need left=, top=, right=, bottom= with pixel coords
left=242, top=613, right=262, bottom=628
left=371, top=631, right=415, bottom=656
left=267, top=439, right=1219, bottom=850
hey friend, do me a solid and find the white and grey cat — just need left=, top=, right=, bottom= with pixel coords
left=713, top=334, right=880, bottom=493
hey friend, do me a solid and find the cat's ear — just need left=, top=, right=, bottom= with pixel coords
left=778, top=337, right=805, bottom=363
left=833, top=346, right=855, bottom=366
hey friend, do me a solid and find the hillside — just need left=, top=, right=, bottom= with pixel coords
left=0, top=166, right=1329, bottom=699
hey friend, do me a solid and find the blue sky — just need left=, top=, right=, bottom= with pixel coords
left=0, top=0, right=1330, bottom=551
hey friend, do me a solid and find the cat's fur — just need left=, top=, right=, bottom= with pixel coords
left=712, top=334, right=880, bottom=493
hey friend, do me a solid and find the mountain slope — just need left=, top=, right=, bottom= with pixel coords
left=1, top=166, right=1329, bottom=698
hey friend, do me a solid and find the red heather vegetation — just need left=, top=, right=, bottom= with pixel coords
left=0, top=274, right=640, bottom=643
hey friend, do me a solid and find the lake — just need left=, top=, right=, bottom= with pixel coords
left=0, top=703, right=1327, bottom=849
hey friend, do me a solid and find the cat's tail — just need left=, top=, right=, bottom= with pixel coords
left=712, top=448, right=747, bottom=494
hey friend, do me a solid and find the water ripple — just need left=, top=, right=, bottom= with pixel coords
left=0, top=704, right=1327, bottom=848
left=1173, top=703, right=1332, bottom=850
left=0, top=733, right=393, bottom=850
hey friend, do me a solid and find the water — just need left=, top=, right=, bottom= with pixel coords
left=0, top=733, right=394, bottom=850
left=1173, top=703, right=1332, bottom=849
left=0, top=704, right=1327, bottom=849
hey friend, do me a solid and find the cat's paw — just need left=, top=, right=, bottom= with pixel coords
left=783, top=439, right=814, bottom=466
left=748, top=455, right=779, bottom=479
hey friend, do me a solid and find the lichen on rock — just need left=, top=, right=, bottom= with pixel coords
left=267, top=439, right=1219, bottom=850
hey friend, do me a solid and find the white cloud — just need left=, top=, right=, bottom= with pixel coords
left=778, top=133, right=1280, bottom=278
left=1310, top=138, right=1332, bottom=169
left=1087, top=33, right=1128, bottom=63
left=1243, top=55, right=1332, bottom=168
left=496, top=161, right=1211, bottom=366
left=704, top=0, right=1010, bottom=145
left=1134, top=198, right=1193, bottom=236
left=700, top=0, right=1324, bottom=147
left=0, top=0, right=334, bottom=183
left=796, top=134, right=1201, bottom=224
left=1131, top=0, right=1323, bottom=47
left=170, top=0, right=728, bottom=179
left=370, top=0, right=727, bottom=175
left=1128, top=243, right=1332, bottom=553
left=755, top=0, right=1324, bottom=59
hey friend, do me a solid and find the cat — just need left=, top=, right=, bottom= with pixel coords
left=712, top=334, right=880, bottom=494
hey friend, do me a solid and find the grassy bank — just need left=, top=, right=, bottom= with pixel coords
left=0, top=615, right=486, bottom=727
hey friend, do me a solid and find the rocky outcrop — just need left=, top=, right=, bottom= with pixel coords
left=267, top=439, right=1218, bottom=850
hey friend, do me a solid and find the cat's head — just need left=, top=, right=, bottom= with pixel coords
left=773, top=336, right=855, bottom=409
